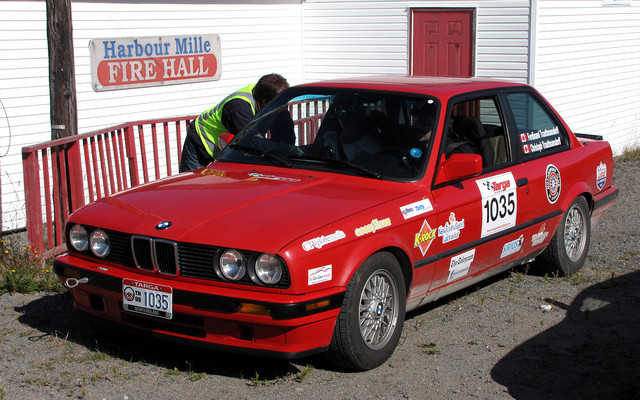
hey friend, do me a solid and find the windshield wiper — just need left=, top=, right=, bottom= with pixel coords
left=229, top=144, right=294, bottom=169
left=291, top=154, right=383, bottom=180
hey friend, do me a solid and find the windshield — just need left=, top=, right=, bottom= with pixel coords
left=217, top=87, right=438, bottom=181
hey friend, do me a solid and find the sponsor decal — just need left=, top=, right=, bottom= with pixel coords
left=545, top=164, right=561, bottom=204
left=308, top=265, right=332, bottom=285
left=248, top=173, right=301, bottom=182
left=447, top=249, right=475, bottom=282
left=596, top=162, right=607, bottom=190
left=124, top=287, right=136, bottom=301
left=531, top=224, right=550, bottom=247
left=354, top=218, right=392, bottom=237
left=437, top=212, right=465, bottom=244
left=400, top=199, right=433, bottom=220
left=200, top=168, right=227, bottom=177
left=519, top=126, right=562, bottom=154
left=476, top=172, right=518, bottom=238
left=500, top=235, right=524, bottom=258
left=302, top=230, right=346, bottom=251
left=414, top=220, right=437, bottom=256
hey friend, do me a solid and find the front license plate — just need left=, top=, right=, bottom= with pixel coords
left=122, top=279, right=173, bottom=319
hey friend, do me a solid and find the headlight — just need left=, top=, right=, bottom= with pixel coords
left=219, top=249, right=246, bottom=281
left=90, top=229, right=110, bottom=258
left=69, top=224, right=88, bottom=252
left=254, top=253, right=283, bottom=285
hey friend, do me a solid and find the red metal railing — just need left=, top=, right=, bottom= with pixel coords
left=22, top=98, right=329, bottom=260
left=22, top=116, right=195, bottom=259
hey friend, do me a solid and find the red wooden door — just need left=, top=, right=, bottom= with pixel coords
left=411, top=9, right=474, bottom=77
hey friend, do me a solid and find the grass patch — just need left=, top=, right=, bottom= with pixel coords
left=0, top=237, right=64, bottom=294
left=419, top=342, right=441, bottom=355
left=614, top=146, right=640, bottom=163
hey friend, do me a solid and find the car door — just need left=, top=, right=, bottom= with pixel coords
left=501, top=89, right=573, bottom=252
left=428, top=92, right=530, bottom=291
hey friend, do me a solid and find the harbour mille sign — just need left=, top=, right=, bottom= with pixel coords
left=89, top=34, right=221, bottom=91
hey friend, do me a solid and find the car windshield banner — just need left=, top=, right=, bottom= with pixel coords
left=89, top=34, right=221, bottom=91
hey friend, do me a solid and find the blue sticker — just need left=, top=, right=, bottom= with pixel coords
left=410, top=148, right=423, bottom=158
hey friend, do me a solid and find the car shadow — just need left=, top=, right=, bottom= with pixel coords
left=491, top=270, right=640, bottom=400
left=15, top=292, right=312, bottom=380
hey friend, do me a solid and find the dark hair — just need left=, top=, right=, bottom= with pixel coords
left=252, top=73, right=289, bottom=106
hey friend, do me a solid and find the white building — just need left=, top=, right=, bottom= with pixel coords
left=1, top=0, right=639, bottom=231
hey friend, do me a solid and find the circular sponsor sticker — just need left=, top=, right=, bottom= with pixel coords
left=545, top=164, right=561, bottom=204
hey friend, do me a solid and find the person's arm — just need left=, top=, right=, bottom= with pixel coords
left=221, top=99, right=255, bottom=134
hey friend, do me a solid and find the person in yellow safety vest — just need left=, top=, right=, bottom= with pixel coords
left=179, top=73, right=290, bottom=172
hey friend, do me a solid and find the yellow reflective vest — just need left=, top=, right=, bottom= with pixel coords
left=195, top=84, right=257, bottom=158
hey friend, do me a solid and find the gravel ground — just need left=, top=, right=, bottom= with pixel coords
left=1, top=161, right=638, bottom=400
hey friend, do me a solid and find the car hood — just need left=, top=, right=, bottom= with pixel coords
left=71, top=163, right=417, bottom=253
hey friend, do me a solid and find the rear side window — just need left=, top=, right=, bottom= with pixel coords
left=505, top=92, right=566, bottom=157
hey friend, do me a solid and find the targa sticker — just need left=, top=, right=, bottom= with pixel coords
left=476, top=172, right=517, bottom=238
left=545, top=164, right=561, bottom=204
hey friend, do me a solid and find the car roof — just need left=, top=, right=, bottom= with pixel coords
left=299, top=75, right=528, bottom=98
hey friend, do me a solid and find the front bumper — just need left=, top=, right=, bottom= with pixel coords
left=54, top=254, right=344, bottom=359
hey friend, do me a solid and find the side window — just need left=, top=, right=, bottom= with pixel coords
left=505, top=92, right=566, bottom=157
left=444, top=96, right=510, bottom=170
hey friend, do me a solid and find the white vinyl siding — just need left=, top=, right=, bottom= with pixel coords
left=533, top=0, right=640, bottom=152
left=303, top=0, right=533, bottom=82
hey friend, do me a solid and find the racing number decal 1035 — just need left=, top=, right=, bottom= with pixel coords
left=476, top=172, right=518, bottom=238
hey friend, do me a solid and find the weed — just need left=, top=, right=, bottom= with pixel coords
left=249, top=371, right=263, bottom=386
left=165, top=367, right=181, bottom=377
left=189, top=372, right=206, bottom=382
left=419, top=342, right=440, bottom=355
left=0, top=237, right=63, bottom=293
left=614, top=146, right=640, bottom=163
left=567, top=272, right=586, bottom=286
left=295, top=365, right=313, bottom=382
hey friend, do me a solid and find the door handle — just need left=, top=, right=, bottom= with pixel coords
left=517, top=178, right=528, bottom=187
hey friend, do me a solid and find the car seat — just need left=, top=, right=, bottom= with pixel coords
left=452, top=116, right=495, bottom=168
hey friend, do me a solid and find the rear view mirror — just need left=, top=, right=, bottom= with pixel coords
left=435, top=153, right=483, bottom=185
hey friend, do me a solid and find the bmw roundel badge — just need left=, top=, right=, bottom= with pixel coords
left=155, top=221, right=172, bottom=230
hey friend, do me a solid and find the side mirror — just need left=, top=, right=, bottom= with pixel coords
left=218, top=132, right=235, bottom=150
left=435, top=153, right=483, bottom=185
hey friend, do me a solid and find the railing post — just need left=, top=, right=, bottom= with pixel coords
left=22, top=148, right=45, bottom=256
left=66, top=140, right=85, bottom=211
left=125, top=125, right=140, bottom=187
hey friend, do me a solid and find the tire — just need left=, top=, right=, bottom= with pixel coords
left=537, top=196, right=591, bottom=276
left=326, top=252, right=406, bottom=371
